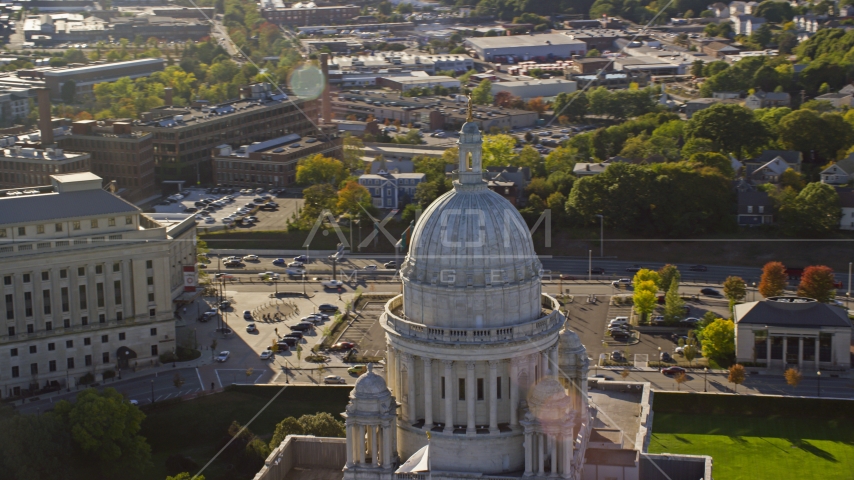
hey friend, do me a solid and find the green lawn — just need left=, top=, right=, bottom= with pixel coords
left=648, top=412, right=854, bottom=480
left=139, top=385, right=351, bottom=480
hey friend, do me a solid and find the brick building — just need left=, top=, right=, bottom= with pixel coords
left=261, top=4, right=359, bottom=26
left=0, top=145, right=90, bottom=189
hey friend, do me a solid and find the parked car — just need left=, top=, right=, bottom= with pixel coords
left=680, top=317, right=700, bottom=325
left=661, top=366, right=686, bottom=376
left=650, top=315, right=665, bottom=325
left=609, top=317, right=629, bottom=327
left=700, top=288, right=722, bottom=296
left=611, top=351, right=624, bottom=361
left=660, top=352, right=672, bottom=362
left=318, top=303, right=339, bottom=313
left=278, top=337, right=298, bottom=347
left=219, top=300, right=231, bottom=310
left=284, top=331, right=303, bottom=340
left=324, top=375, right=346, bottom=384
left=289, top=322, right=313, bottom=332
left=364, top=264, right=378, bottom=271
left=246, top=323, right=256, bottom=332
left=243, top=310, right=252, bottom=320
left=348, top=364, right=367, bottom=375
left=625, top=265, right=643, bottom=273
left=330, top=341, right=355, bottom=351
left=215, top=351, right=230, bottom=362
left=688, top=264, right=708, bottom=272
left=612, top=278, right=632, bottom=287
left=384, top=261, right=397, bottom=268
left=260, top=349, right=273, bottom=360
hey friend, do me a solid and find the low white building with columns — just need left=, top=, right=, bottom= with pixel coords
left=340, top=109, right=594, bottom=480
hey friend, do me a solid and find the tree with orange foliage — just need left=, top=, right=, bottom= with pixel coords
left=759, top=261, right=787, bottom=298
left=797, top=265, right=837, bottom=302
left=527, top=97, right=547, bottom=114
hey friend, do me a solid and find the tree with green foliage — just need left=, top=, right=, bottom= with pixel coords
left=296, top=412, right=345, bottom=437
left=663, top=275, right=685, bottom=324
left=269, top=417, right=306, bottom=449
left=0, top=411, right=74, bottom=480
left=551, top=91, right=588, bottom=121
left=657, top=265, right=679, bottom=292
left=633, top=269, right=661, bottom=290
left=53, top=388, right=151, bottom=477
left=166, top=474, right=205, bottom=480
left=481, top=134, right=517, bottom=167
left=296, top=155, right=348, bottom=186
left=633, top=287, right=657, bottom=324
left=777, top=182, right=840, bottom=236
left=471, top=79, right=494, bottom=105
left=700, top=318, right=735, bottom=365
left=688, top=152, right=735, bottom=178
left=723, top=276, right=747, bottom=309
left=685, top=103, right=770, bottom=158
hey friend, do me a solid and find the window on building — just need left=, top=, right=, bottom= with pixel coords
left=108, top=218, right=116, bottom=227
left=3, top=275, right=10, bottom=285
left=49, top=360, right=56, bottom=372
left=67, top=357, right=75, bottom=369
left=55, top=223, right=63, bottom=232
left=81, top=316, right=88, bottom=326
left=43, top=290, right=51, bottom=315
left=146, top=260, right=153, bottom=269
left=36, top=224, right=44, bottom=234
left=150, top=327, right=157, bottom=336
left=148, top=293, right=155, bottom=302
left=151, top=345, right=158, bottom=356
left=102, top=352, right=110, bottom=364
left=5, top=294, right=13, bottom=320
left=30, top=363, right=38, bottom=375
left=63, top=318, right=70, bottom=328
left=79, top=285, right=87, bottom=309
left=7, top=326, right=14, bottom=336
left=99, top=314, right=105, bottom=324
left=78, top=267, right=85, bottom=277
left=60, top=269, right=67, bottom=279
left=113, top=262, right=121, bottom=273
left=28, top=345, right=36, bottom=354
left=147, top=277, right=154, bottom=286
left=477, top=378, right=484, bottom=400
left=85, top=355, right=92, bottom=366
left=119, top=332, right=126, bottom=341
left=458, top=378, right=465, bottom=400
left=90, top=219, right=98, bottom=229
left=149, top=308, right=156, bottom=317
left=83, top=337, right=91, bottom=346
left=114, top=280, right=122, bottom=305
left=73, top=221, right=80, bottom=230
left=101, top=335, right=108, bottom=343
left=96, top=283, right=104, bottom=308
left=10, top=348, right=17, bottom=357
left=11, top=366, right=18, bottom=378
left=497, top=377, right=502, bottom=399
left=22, top=274, right=30, bottom=283
left=18, top=227, right=25, bottom=236
left=747, top=206, right=754, bottom=213
left=125, top=216, right=132, bottom=225
left=66, top=339, right=73, bottom=348
left=41, top=271, right=49, bottom=281
left=45, top=321, right=52, bottom=331
left=0, top=229, right=5, bottom=238
left=95, top=265, right=103, bottom=275
left=24, top=292, right=32, bottom=317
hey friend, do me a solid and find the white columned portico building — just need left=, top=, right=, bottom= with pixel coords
left=343, top=101, right=593, bottom=480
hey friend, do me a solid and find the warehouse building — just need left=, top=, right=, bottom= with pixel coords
left=465, top=34, right=587, bottom=62
left=378, top=75, right=460, bottom=92
left=489, top=78, right=577, bottom=101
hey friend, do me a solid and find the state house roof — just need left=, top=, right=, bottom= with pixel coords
left=0, top=188, right=139, bottom=225
left=734, top=300, right=852, bottom=328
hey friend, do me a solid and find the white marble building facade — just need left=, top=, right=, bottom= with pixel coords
left=342, top=112, right=592, bottom=480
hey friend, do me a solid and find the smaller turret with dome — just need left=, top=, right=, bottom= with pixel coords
left=342, top=364, right=399, bottom=479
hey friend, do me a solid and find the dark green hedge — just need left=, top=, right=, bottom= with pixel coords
left=653, top=392, right=854, bottom=419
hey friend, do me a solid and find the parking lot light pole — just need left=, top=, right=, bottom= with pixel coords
left=704, top=367, right=708, bottom=392
left=596, top=214, right=604, bottom=257
left=150, top=379, right=154, bottom=404
left=817, top=371, right=821, bottom=397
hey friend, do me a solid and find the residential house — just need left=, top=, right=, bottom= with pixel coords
left=572, top=156, right=630, bottom=177
left=840, top=190, right=854, bottom=230
left=737, top=189, right=774, bottom=225
left=710, top=2, right=730, bottom=18
left=713, top=91, right=742, bottom=99
left=744, top=1, right=760, bottom=14
left=839, top=84, right=854, bottom=95
left=369, top=158, right=415, bottom=174
left=748, top=150, right=803, bottom=173
left=703, top=41, right=741, bottom=58
left=814, top=92, right=854, bottom=108
left=729, top=1, right=747, bottom=15
left=734, top=297, right=852, bottom=370
left=840, top=5, right=854, bottom=17
left=745, top=90, right=791, bottom=109
left=358, top=172, right=426, bottom=209
left=732, top=14, right=766, bottom=35
left=820, top=155, right=854, bottom=185
left=484, top=166, right=531, bottom=206
left=794, top=14, right=821, bottom=33
left=750, top=156, right=793, bottom=184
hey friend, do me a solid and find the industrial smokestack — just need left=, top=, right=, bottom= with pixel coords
left=320, top=53, right=331, bottom=124
left=37, top=88, right=53, bottom=146
left=164, top=87, right=173, bottom=106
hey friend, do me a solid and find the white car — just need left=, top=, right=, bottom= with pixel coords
left=260, top=349, right=274, bottom=360
left=322, top=280, right=343, bottom=288
left=258, top=272, right=280, bottom=279
left=215, top=351, right=230, bottom=362
left=612, top=278, right=632, bottom=287
left=204, top=217, right=215, bottom=223
left=222, top=218, right=234, bottom=224
left=288, top=261, right=304, bottom=268
left=324, top=375, right=346, bottom=384
left=364, top=265, right=378, bottom=271
left=243, top=254, right=259, bottom=261
left=246, top=323, right=257, bottom=332
left=609, top=317, right=629, bottom=327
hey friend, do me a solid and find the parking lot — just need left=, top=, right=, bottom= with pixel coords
left=151, top=187, right=304, bottom=232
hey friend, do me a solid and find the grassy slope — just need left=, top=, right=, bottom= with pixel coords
left=649, top=412, right=854, bottom=479
left=139, top=386, right=351, bottom=480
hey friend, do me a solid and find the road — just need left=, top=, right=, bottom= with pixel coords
left=600, top=369, right=854, bottom=399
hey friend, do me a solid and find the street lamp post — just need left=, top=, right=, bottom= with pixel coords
left=752, top=282, right=756, bottom=301
left=150, top=379, right=154, bottom=404
left=595, top=214, right=604, bottom=257
left=704, top=367, right=708, bottom=392
left=816, top=371, right=821, bottom=397
left=848, top=262, right=852, bottom=299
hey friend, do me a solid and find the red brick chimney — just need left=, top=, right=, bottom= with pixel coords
left=320, top=53, right=332, bottom=123
left=37, top=88, right=53, bottom=146
left=164, top=87, right=173, bottom=106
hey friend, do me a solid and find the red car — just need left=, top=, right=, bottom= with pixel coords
left=330, top=342, right=355, bottom=351
left=661, top=366, right=687, bottom=376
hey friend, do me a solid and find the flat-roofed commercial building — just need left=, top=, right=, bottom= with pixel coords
left=0, top=173, right=185, bottom=398
left=58, top=120, right=156, bottom=204
left=465, top=34, right=587, bottom=62
left=0, top=145, right=90, bottom=189
left=261, top=4, right=359, bottom=26
left=489, top=78, right=577, bottom=101
left=212, top=132, right=342, bottom=188
left=133, top=83, right=320, bottom=185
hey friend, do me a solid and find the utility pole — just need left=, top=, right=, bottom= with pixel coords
left=596, top=214, right=604, bottom=258
left=588, top=250, right=592, bottom=282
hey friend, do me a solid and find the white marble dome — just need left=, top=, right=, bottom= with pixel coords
left=352, top=364, right=390, bottom=399
left=399, top=127, right=543, bottom=328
